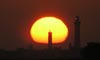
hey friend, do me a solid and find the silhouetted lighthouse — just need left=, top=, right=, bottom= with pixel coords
left=48, top=30, right=52, bottom=49
left=74, top=16, right=80, bottom=49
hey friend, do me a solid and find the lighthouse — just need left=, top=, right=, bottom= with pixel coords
left=74, top=16, right=80, bottom=49
left=48, top=30, right=52, bottom=49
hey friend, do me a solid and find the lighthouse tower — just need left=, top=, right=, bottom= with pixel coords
left=48, top=30, right=52, bottom=49
left=74, top=16, right=80, bottom=49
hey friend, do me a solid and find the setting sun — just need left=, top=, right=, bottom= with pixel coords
left=30, top=17, right=68, bottom=44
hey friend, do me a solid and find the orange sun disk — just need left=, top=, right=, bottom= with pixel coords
left=30, top=17, right=68, bottom=44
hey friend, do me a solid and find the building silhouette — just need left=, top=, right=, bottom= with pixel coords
left=48, top=30, right=52, bottom=49
left=74, top=16, right=81, bottom=49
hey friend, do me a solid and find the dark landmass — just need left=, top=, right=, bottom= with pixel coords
left=0, top=42, right=100, bottom=60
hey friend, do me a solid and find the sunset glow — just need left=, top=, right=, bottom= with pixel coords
left=30, top=17, right=68, bottom=44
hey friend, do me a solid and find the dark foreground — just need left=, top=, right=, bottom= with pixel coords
left=0, top=42, right=100, bottom=60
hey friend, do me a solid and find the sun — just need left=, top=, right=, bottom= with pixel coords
left=30, top=17, right=68, bottom=44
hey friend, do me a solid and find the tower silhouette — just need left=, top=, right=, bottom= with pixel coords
left=48, top=31, right=52, bottom=49
left=74, top=16, right=80, bottom=49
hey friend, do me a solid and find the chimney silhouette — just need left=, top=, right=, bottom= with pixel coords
left=48, top=30, right=52, bottom=49
left=74, top=16, right=80, bottom=49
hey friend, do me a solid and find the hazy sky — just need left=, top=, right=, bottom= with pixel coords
left=0, top=0, right=100, bottom=50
